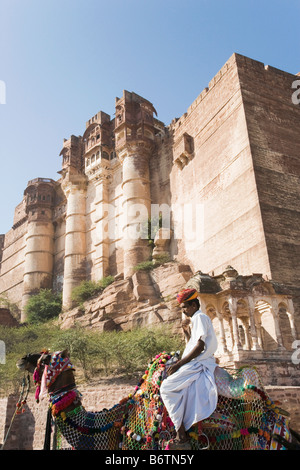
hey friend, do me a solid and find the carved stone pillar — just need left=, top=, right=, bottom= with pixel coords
left=228, top=297, right=242, bottom=350
left=256, top=317, right=264, bottom=350
left=271, top=299, right=285, bottom=349
left=216, top=309, right=228, bottom=353
left=287, top=298, right=298, bottom=342
left=241, top=317, right=251, bottom=350
left=247, top=296, right=261, bottom=350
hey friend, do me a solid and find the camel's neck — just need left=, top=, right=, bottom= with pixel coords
left=49, top=386, right=82, bottom=417
left=47, top=368, right=81, bottom=418
left=53, top=401, right=125, bottom=450
left=50, top=381, right=77, bottom=398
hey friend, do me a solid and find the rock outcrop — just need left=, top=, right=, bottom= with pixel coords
left=58, top=262, right=193, bottom=333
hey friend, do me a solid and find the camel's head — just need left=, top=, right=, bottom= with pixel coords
left=17, top=350, right=75, bottom=399
left=16, top=351, right=52, bottom=374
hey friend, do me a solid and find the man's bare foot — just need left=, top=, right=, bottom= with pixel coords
left=168, top=439, right=192, bottom=450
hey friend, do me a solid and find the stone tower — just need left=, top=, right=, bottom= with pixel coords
left=115, top=91, right=157, bottom=278
left=21, top=178, right=56, bottom=321
left=83, top=111, right=114, bottom=283
left=59, top=135, right=87, bottom=310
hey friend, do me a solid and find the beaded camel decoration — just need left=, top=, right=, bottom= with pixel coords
left=17, top=350, right=294, bottom=450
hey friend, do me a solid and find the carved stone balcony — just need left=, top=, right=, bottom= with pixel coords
left=173, top=132, right=194, bottom=169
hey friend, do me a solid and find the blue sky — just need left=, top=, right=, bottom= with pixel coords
left=0, top=0, right=299, bottom=234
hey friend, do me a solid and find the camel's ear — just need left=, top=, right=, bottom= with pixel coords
left=43, top=354, right=52, bottom=365
left=61, top=349, right=69, bottom=359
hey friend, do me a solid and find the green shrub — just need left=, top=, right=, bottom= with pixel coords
left=71, top=276, right=114, bottom=306
left=71, top=281, right=101, bottom=305
left=118, top=326, right=184, bottom=373
left=0, top=322, right=185, bottom=394
left=133, top=260, right=155, bottom=272
left=133, top=254, right=171, bottom=272
left=25, top=289, right=62, bottom=324
left=98, top=275, right=114, bottom=289
left=153, top=254, right=171, bottom=265
left=0, top=322, right=60, bottom=394
left=80, top=326, right=184, bottom=376
left=52, top=326, right=92, bottom=379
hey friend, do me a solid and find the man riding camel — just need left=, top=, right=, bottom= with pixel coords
left=160, top=288, right=219, bottom=450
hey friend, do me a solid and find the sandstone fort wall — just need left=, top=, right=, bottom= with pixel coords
left=236, top=54, right=300, bottom=286
left=167, top=54, right=269, bottom=277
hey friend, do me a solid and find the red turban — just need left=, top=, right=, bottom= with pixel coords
left=176, top=288, right=198, bottom=304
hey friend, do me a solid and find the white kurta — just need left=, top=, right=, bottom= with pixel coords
left=160, top=310, right=218, bottom=431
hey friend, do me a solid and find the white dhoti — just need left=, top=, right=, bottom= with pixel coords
left=160, top=310, right=219, bottom=431
left=160, top=358, right=218, bottom=431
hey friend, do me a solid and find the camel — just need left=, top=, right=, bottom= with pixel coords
left=17, top=350, right=126, bottom=450
left=17, top=349, right=295, bottom=450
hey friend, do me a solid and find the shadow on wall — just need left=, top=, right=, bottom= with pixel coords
left=3, top=394, right=35, bottom=450
left=0, top=309, right=19, bottom=327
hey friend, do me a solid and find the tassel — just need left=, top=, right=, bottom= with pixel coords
left=33, top=367, right=41, bottom=403
left=35, top=385, right=41, bottom=403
